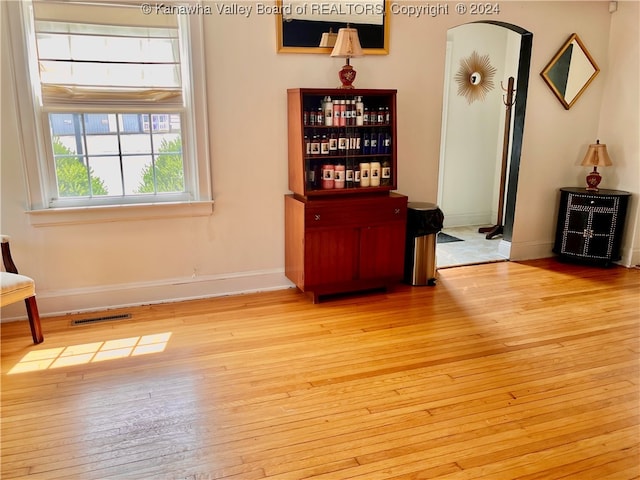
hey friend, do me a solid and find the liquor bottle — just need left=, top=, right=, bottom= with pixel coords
left=345, top=129, right=352, bottom=155
left=362, top=131, right=370, bottom=155
left=339, top=100, right=347, bottom=127
left=334, top=163, right=345, bottom=189
left=321, top=164, right=335, bottom=189
left=338, top=129, right=347, bottom=155
left=320, top=134, right=330, bottom=155
left=359, top=162, right=370, bottom=187
left=381, top=158, right=391, bottom=186
left=324, top=96, right=333, bottom=126
left=334, top=100, right=341, bottom=126
left=345, top=158, right=354, bottom=188
left=377, top=107, right=384, bottom=125
left=311, top=133, right=321, bottom=156
left=384, top=106, right=390, bottom=125
left=349, top=129, right=358, bottom=155
left=370, top=129, right=378, bottom=154
left=355, top=96, right=364, bottom=126
left=363, top=107, right=370, bottom=125
left=344, top=100, right=351, bottom=127
left=354, top=163, right=361, bottom=187
left=377, top=130, right=385, bottom=155
left=370, top=161, right=381, bottom=187
left=306, top=161, right=316, bottom=189
left=304, top=134, right=311, bottom=156
left=329, top=130, right=338, bottom=155
left=303, top=110, right=309, bottom=126
left=384, top=130, right=391, bottom=154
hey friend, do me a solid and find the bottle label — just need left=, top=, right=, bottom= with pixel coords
left=321, top=142, right=330, bottom=155
left=382, top=167, right=391, bottom=179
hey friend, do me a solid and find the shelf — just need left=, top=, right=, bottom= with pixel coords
left=288, top=88, right=398, bottom=198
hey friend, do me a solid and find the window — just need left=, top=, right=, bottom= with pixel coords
left=7, top=0, right=212, bottom=217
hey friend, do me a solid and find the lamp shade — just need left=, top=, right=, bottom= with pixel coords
left=330, top=27, right=364, bottom=58
left=319, top=29, right=337, bottom=48
left=581, top=140, right=613, bottom=167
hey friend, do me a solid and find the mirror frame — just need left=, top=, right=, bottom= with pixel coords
left=540, top=33, right=600, bottom=110
left=276, top=0, right=390, bottom=54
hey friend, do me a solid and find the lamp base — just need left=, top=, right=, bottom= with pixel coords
left=585, top=166, right=602, bottom=191
left=337, top=63, right=357, bottom=89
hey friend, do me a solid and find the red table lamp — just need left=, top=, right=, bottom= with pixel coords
left=330, top=26, right=364, bottom=89
left=581, top=140, right=613, bottom=191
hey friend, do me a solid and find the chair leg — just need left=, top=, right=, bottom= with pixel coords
left=25, top=296, right=44, bottom=344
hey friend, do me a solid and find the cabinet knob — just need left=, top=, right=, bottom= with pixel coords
left=590, top=200, right=595, bottom=205
left=314, top=214, right=321, bottom=221
left=394, top=208, right=400, bottom=214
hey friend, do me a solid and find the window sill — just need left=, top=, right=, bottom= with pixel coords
left=27, top=200, right=215, bottom=227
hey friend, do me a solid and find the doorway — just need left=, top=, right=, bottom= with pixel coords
left=436, top=22, right=532, bottom=268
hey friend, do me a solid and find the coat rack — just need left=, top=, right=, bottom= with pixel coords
left=479, top=76, right=516, bottom=240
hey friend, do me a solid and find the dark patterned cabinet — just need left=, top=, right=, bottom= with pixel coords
left=553, top=187, right=630, bottom=266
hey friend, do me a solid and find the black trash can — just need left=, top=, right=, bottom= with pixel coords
left=404, top=202, right=444, bottom=286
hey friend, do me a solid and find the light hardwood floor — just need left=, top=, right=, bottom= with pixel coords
left=1, top=258, right=638, bottom=480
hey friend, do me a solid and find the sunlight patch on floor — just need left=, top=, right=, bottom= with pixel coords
left=437, top=225, right=508, bottom=268
left=8, top=332, right=172, bottom=374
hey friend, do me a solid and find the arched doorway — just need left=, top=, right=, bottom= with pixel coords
left=437, top=22, right=532, bottom=267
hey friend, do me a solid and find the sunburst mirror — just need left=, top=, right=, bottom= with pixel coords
left=455, top=51, right=497, bottom=104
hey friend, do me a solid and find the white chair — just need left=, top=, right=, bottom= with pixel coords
left=1, top=235, right=44, bottom=344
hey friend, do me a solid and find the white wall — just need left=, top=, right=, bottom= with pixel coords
left=1, top=1, right=638, bottom=320
left=597, top=0, right=640, bottom=267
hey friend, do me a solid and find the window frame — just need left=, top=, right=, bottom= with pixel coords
left=5, top=0, right=213, bottom=224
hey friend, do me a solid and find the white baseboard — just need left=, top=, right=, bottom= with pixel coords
left=621, top=246, right=640, bottom=268
left=498, top=239, right=511, bottom=258
left=508, top=240, right=555, bottom=261
left=442, top=213, right=492, bottom=228
left=1, top=269, right=296, bottom=322
left=509, top=240, right=638, bottom=268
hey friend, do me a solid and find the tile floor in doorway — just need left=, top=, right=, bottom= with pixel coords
left=436, top=225, right=508, bottom=268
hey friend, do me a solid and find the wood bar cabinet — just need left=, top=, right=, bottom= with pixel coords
left=284, top=88, right=408, bottom=301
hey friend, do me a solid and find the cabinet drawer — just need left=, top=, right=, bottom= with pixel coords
left=569, top=194, right=616, bottom=210
left=305, top=198, right=407, bottom=228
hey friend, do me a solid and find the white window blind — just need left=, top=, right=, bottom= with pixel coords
left=6, top=0, right=212, bottom=215
left=33, top=1, right=183, bottom=106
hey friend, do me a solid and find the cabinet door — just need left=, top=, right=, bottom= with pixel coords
left=563, top=210, right=589, bottom=255
left=359, top=223, right=406, bottom=280
left=587, top=211, right=615, bottom=257
left=304, top=228, right=359, bottom=287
